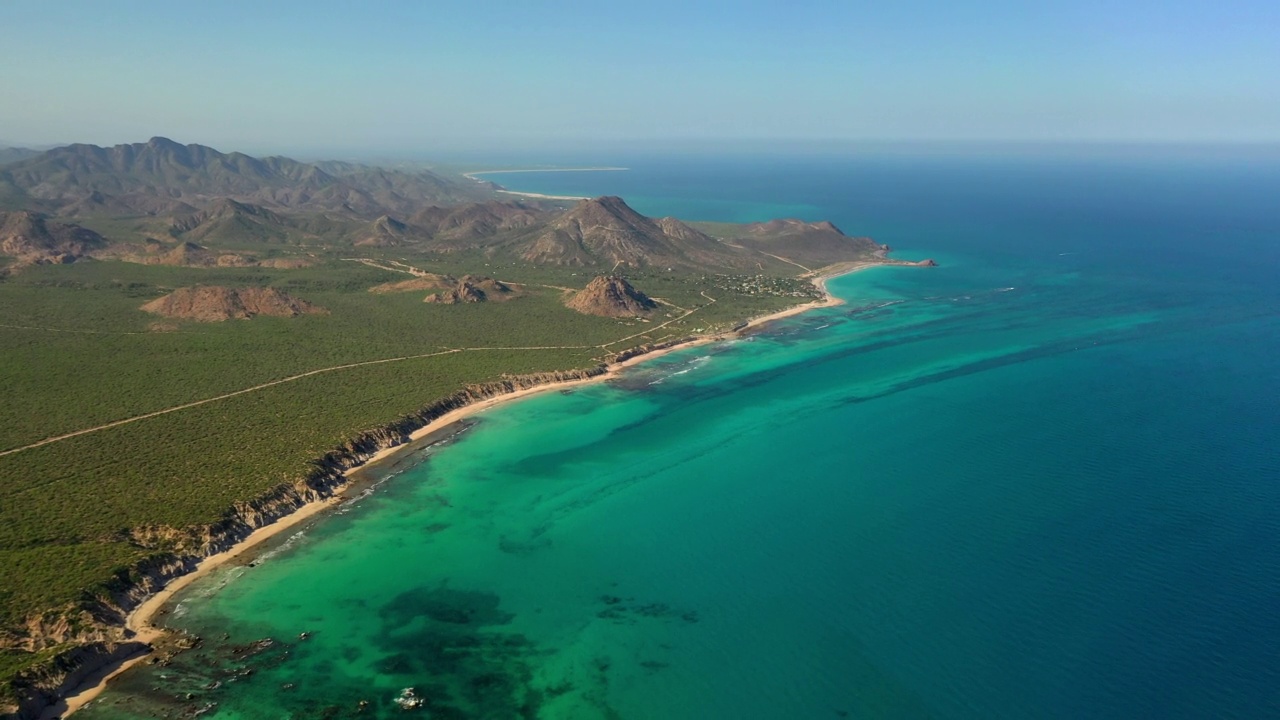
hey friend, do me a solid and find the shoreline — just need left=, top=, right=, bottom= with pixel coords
left=497, top=189, right=589, bottom=201
left=461, top=167, right=628, bottom=202
left=50, top=261, right=878, bottom=718
left=461, top=167, right=628, bottom=178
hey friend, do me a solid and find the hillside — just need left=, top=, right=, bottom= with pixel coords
left=3, top=139, right=890, bottom=276
left=0, top=137, right=486, bottom=218
left=699, top=218, right=888, bottom=269
left=171, top=198, right=298, bottom=244
left=354, top=215, right=416, bottom=247
left=513, top=196, right=752, bottom=269
left=0, top=148, right=39, bottom=166
left=414, top=200, right=544, bottom=246
left=368, top=274, right=456, bottom=294
left=0, top=210, right=107, bottom=266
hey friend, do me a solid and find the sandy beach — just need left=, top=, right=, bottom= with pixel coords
left=495, top=189, right=589, bottom=201
left=462, top=167, right=628, bottom=178
left=53, top=261, right=879, bottom=717
left=461, top=167, right=628, bottom=202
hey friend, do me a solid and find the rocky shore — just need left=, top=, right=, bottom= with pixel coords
left=3, top=368, right=605, bottom=719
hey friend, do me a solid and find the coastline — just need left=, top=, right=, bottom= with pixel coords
left=461, top=167, right=628, bottom=178
left=461, top=167, right=628, bottom=202
left=49, top=261, right=878, bottom=718
left=496, top=189, right=589, bottom=201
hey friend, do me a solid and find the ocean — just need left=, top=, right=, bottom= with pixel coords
left=81, top=147, right=1280, bottom=719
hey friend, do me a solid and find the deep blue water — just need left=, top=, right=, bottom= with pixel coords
left=85, top=149, right=1280, bottom=718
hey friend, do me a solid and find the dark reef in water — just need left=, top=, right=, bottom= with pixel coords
left=78, top=584, right=554, bottom=719
left=7, top=368, right=607, bottom=719
left=76, top=582, right=706, bottom=719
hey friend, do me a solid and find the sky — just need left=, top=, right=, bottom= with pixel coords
left=1, top=0, right=1277, bottom=157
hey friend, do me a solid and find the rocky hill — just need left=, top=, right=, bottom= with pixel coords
left=346, top=197, right=777, bottom=272
left=0, top=147, right=40, bottom=166
left=354, top=215, right=415, bottom=247
left=514, top=196, right=748, bottom=269
left=730, top=219, right=887, bottom=267
left=424, top=275, right=516, bottom=304
left=140, top=286, right=326, bottom=322
left=0, top=211, right=107, bottom=266
left=565, top=275, right=657, bottom=317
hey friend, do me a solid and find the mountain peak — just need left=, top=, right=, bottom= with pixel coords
left=569, top=195, right=646, bottom=221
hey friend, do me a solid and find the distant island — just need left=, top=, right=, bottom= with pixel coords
left=0, top=138, right=932, bottom=718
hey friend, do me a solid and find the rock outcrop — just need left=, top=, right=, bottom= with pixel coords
left=424, top=275, right=515, bottom=304
left=0, top=211, right=107, bottom=266
left=565, top=275, right=657, bottom=317
left=140, top=286, right=326, bottom=322
left=368, top=274, right=455, bottom=294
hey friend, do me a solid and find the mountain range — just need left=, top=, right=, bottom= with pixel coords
left=0, top=137, right=485, bottom=217
left=0, top=138, right=890, bottom=273
left=0, top=147, right=40, bottom=166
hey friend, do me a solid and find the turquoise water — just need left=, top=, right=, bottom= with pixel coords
left=84, top=151, right=1280, bottom=718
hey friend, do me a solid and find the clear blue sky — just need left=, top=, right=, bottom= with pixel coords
left=1, top=0, right=1277, bottom=156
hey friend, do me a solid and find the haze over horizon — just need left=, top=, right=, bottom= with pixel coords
left=3, top=0, right=1278, bottom=158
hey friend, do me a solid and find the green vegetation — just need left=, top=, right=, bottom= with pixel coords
left=0, top=141, right=887, bottom=704
left=0, top=249, right=806, bottom=638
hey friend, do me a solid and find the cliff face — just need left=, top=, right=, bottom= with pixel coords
left=6, top=642, right=149, bottom=720
left=2, top=366, right=605, bottom=719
